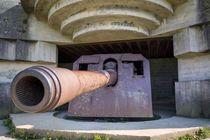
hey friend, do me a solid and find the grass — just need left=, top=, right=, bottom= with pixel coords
left=175, top=128, right=210, bottom=140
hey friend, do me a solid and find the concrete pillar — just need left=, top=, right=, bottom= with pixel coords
left=0, top=83, right=11, bottom=119
left=0, top=39, right=16, bottom=60
left=0, top=39, right=57, bottom=118
left=16, top=40, right=57, bottom=63
left=173, top=24, right=210, bottom=118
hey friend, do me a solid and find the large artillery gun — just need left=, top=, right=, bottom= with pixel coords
left=11, top=54, right=153, bottom=118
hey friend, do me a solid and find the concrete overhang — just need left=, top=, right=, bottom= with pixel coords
left=21, top=0, right=187, bottom=43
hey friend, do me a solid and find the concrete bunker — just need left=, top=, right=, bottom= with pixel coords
left=0, top=1, right=210, bottom=139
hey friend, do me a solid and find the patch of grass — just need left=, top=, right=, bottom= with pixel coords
left=175, top=128, right=210, bottom=140
left=3, top=118, right=112, bottom=140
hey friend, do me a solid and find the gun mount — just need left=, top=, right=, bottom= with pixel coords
left=68, top=54, right=153, bottom=118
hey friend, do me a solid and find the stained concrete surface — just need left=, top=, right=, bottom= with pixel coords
left=10, top=111, right=210, bottom=140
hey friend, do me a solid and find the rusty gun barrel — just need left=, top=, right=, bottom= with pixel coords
left=11, top=66, right=117, bottom=113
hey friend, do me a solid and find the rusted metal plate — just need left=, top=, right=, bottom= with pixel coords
left=121, top=54, right=144, bottom=61
left=68, top=53, right=153, bottom=118
left=77, top=55, right=100, bottom=64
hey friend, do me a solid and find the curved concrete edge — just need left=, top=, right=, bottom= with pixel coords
left=34, top=0, right=59, bottom=21
left=10, top=112, right=210, bottom=140
left=147, top=0, right=173, bottom=13
left=27, top=0, right=188, bottom=18
left=47, top=0, right=173, bottom=29
left=72, top=24, right=149, bottom=42
left=23, top=0, right=185, bottom=17
left=60, top=8, right=160, bottom=35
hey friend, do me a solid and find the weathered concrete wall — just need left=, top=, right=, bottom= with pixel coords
left=176, top=81, right=210, bottom=118
left=0, top=0, right=72, bottom=44
left=178, top=54, right=210, bottom=82
left=0, top=39, right=16, bottom=60
left=174, top=24, right=210, bottom=82
left=150, top=58, right=178, bottom=108
left=198, top=0, right=210, bottom=23
left=174, top=24, right=210, bottom=118
left=0, top=39, right=57, bottom=63
left=152, top=0, right=210, bottom=37
left=16, top=40, right=57, bottom=63
left=0, top=0, right=19, bottom=14
left=0, top=83, right=12, bottom=119
left=173, top=25, right=210, bottom=57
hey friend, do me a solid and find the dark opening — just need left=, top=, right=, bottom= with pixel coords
left=58, top=37, right=173, bottom=63
left=150, top=58, right=178, bottom=111
left=134, top=61, right=144, bottom=75
left=103, top=58, right=118, bottom=72
left=16, top=76, right=44, bottom=106
left=123, top=61, right=144, bottom=75
left=103, top=58, right=118, bottom=87
left=79, top=64, right=88, bottom=71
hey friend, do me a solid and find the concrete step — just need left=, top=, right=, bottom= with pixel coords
left=10, top=112, right=210, bottom=140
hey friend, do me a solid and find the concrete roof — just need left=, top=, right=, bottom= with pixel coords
left=21, top=0, right=187, bottom=43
